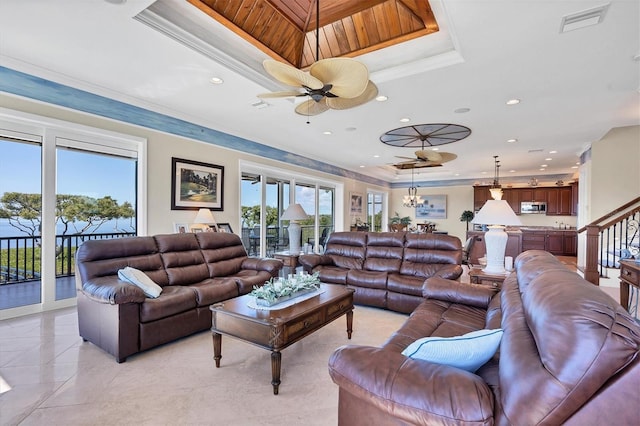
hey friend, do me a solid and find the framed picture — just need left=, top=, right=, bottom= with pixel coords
left=173, top=223, right=190, bottom=233
left=349, top=191, right=364, bottom=215
left=171, top=157, right=224, bottom=211
left=217, top=223, right=233, bottom=233
left=416, top=195, right=447, bottom=219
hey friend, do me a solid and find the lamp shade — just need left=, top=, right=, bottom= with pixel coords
left=471, top=200, right=521, bottom=226
left=281, top=203, right=308, bottom=221
left=194, top=208, right=216, bottom=224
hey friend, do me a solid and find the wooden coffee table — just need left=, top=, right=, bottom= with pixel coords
left=210, top=283, right=354, bottom=395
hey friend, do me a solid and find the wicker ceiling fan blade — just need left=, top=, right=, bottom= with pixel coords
left=257, top=91, right=302, bottom=98
left=310, top=58, right=369, bottom=98
left=295, top=99, right=330, bottom=116
left=326, top=81, right=378, bottom=110
left=263, top=60, right=323, bottom=90
left=415, top=150, right=443, bottom=162
left=437, top=152, right=458, bottom=163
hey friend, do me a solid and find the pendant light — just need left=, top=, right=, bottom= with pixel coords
left=402, top=168, right=423, bottom=207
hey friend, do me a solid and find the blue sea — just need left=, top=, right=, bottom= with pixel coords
left=0, top=218, right=135, bottom=239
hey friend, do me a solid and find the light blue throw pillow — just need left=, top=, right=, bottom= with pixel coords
left=401, top=328, right=503, bottom=372
left=118, top=267, right=162, bottom=298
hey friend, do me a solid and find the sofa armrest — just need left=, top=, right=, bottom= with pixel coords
left=81, top=276, right=146, bottom=304
left=432, top=264, right=464, bottom=280
left=329, top=345, right=494, bottom=425
left=423, top=276, right=499, bottom=309
left=298, top=254, right=333, bottom=272
left=241, top=258, right=283, bottom=276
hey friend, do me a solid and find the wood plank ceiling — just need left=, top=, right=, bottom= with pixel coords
left=187, top=0, right=439, bottom=68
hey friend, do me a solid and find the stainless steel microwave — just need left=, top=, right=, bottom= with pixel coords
left=521, top=201, right=547, bottom=214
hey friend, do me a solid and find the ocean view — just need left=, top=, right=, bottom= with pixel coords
left=0, top=218, right=135, bottom=238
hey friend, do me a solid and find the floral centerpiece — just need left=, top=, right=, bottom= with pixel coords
left=251, top=272, right=321, bottom=306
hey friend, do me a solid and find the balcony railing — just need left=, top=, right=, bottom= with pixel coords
left=0, top=232, right=135, bottom=285
left=240, top=225, right=331, bottom=256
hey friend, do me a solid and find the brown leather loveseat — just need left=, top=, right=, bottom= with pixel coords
left=328, top=250, right=640, bottom=425
left=75, top=232, right=282, bottom=362
left=299, top=231, right=462, bottom=313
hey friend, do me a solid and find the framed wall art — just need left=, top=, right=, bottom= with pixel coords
left=349, top=191, right=364, bottom=215
left=416, top=195, right=447, bottom=219
left=171, top=157, right=224, bottom=211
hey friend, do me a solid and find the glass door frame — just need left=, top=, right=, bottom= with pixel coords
left=0, top=108, right=147, bottom=320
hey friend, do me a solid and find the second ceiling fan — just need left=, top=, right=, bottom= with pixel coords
left=257, top=0, right=377, bottom=116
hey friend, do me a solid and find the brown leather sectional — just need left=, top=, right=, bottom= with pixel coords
left=75, top=232, right=282, bottom=362
left=299, top=231, right=463, bottom=313
left=328, top=250, right=640, bottom=425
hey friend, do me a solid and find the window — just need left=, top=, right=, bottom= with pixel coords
left=0, top=109, right=146, bottom=318
left=240, top=162, right=339, bottom=257
left=367, top=191, right=387, bottom=232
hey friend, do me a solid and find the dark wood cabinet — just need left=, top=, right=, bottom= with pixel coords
left=547, top=187, right=572, bottom=216
left=521, top=229, right=577, bottom=255
left=473, top=184, right=577, bottom=216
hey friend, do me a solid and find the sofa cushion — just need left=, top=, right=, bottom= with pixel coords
left=317, top=265, right=349, bottom=284
left=402, top=328, right=504, bottom=372
left=139, top=285, right=197, bottom=323
left=117, top=267, right=163, bottom=298
left=363, top=232, right=404, bottom=273
left=154, top=233, right=209, bottom=285
left=386, top=273, right=424, bottom=297
left=196, top=232, right=248, bottom=277
left=347, top=269, right=388, bottom=290
left=234, top=270, right=273, bottom=294
left=188, top=278, right=238, bottom=306
left=323, top=232, right=367, bottom=270
left=498, top=250, right=640, bottom=425
left=401, top=233, right=462, bottom=279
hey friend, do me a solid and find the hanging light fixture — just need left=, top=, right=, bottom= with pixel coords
left=489, top=155, right=503, bottom=200
left=402, top=168, right=423, bottom=207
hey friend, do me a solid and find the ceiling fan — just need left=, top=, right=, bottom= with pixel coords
left=257, top=0, right=377, bottom=116
left=393, top=150, right=457, bottom=169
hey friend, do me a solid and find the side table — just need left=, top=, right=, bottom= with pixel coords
left=619, top=260, right=639, bottom=316
left=468, top=267, right=511, bottom=288
left=273, top=251, right=301, bottom=276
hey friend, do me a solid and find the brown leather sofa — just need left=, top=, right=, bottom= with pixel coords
left=328, top=250, right=640, bottom=425
left=299, top=231, right=463, bottom=313
left=75, top=232, right=282, bottom=362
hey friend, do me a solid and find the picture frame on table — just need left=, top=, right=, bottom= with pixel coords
left=173, top=223, right=190, bottom=234
left=349, top=191, right=364, bottom=215
left=217, top=223, right=233, bottom=233
left=171, top=157, right=224, bottom=211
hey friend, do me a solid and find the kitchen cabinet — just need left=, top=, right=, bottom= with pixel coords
left=473, top=185, right=578, bottom=216
left=547, top=187, right=572, bottom=216
left=521, top=229, right=577, bottom=255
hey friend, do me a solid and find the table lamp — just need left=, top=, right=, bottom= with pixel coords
left=471, top=199, right=521, bottom=274
left=194, top=208, right=217, bottom=231
left=281, top=203, right=308, bottom=254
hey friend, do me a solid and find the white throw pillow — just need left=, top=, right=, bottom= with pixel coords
left=401, top=328, right=503, bottom=372
left=118, top=267, right=162, bottom=298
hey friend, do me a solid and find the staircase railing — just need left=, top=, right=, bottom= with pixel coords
left=578, top=196, right=640, bottom=285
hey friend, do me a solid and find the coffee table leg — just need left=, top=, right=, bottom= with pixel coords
left=346, top=309, right=353, bottom=339
left=212, top=332, right=222, bottom=368
left=271, top=350, right=282, bottom=395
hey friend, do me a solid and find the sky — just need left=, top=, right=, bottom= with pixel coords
left=1, top=139, right=136, bottom=205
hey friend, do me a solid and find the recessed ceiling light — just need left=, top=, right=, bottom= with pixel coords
left=549, top=150, right=557, bottom=154
left=375, top=95, right=388, bottom=102
left=345, top=127, right=357, bottom=132
left=432, top=147, right=439, bottom=151
left=454, top=173, right=460, bottom=176
left=506, top=99, right=521, bottom=105
left=481, top=171, right=487, bottom=174
left=507, top=138, right=518, bottom=143
left=210, top=77, right=224, bottom=84
left=104, top=0, right=126, bottom=4
left=545, top=158, right=553, bottom=161
left=251, top=100, right=270, bottom=109
left=400, top=117, right=410, bottom=122
left=633, top=54, right=640, bottom=62
left=454, top=108, right=470, bottom=113
left=359, top=165, right=365, bottom=168
left=323, top=131, right=332, bottom=135
left=541, top=164, right=548, bottom=167
left=373, top=155, right=380, bottom=158
left=571, top=166, right=579, bottom=169
left=575, top=162, right=580, bottom=165
left=509, top=169, right=516, bottom=173
left=540, top=168, right=546, bottom=171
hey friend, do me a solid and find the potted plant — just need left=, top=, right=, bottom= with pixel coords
left=460, top=210, right=475, bottom=231
left=389, top=212, right=411, bottom=231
